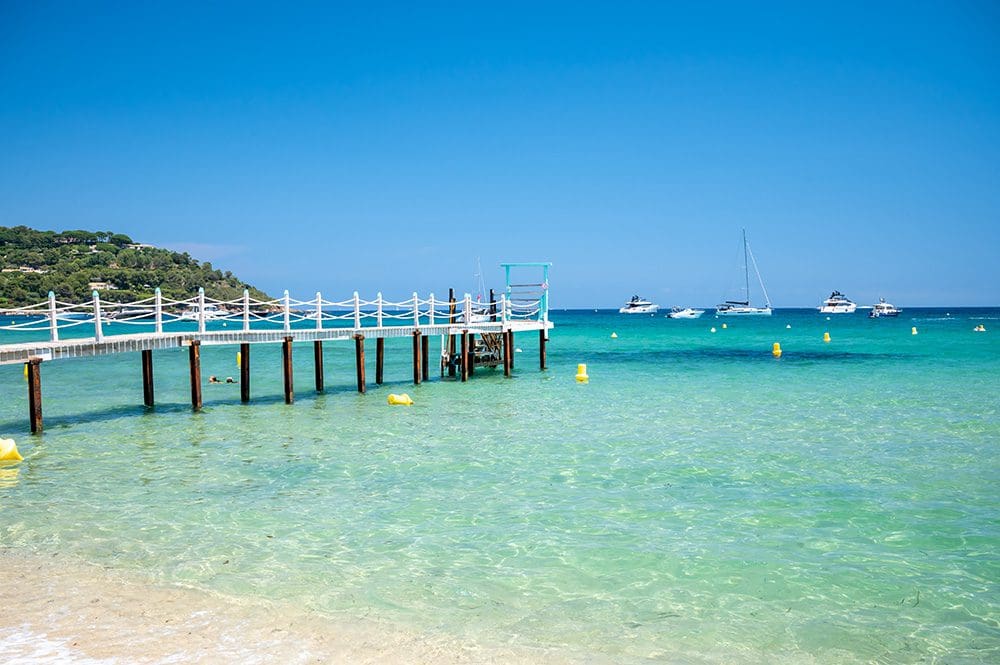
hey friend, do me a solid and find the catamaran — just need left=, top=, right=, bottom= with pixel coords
left=716, top=229, right=772, bottom=316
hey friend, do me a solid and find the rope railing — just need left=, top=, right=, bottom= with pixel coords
left=0, top=287, right=543, bottom=343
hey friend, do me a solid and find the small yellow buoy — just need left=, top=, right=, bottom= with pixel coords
left=911, top=326, right=918, bottom=335
left=823, top=332, right=831, bottom=343
left=387, top=393, right=414, bottom=406
left=710, top=327, right=717, bottom=333
left=23, top=363, right=28, bottom=380
left=575, top=363, right=589, bottom=383
left=236, top=351, right=241, bottom=368
left=772, top=342, right=782, bottom=358
left=610, top=332, right=618, bottom=339
left=0, top=438, right=23, bottom=462
left=721, top=323, right=727, bottom=329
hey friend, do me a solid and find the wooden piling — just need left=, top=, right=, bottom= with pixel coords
left=489, top=288, right=496, bottom=322
left=448, top=288, right=457, bottom=377
left=503, top=330, right=512, bottom=377
left=354, top=334, right=366, bottom=393
left=26, top=358, right=42, bottom=434
left=539, top=329, right=547, bottom=370
left=188, top=340, right=202, bottom=411
left=240, top=343, right=250, bottom=403
left=421, top=334, right=429, bottom=381
left=508, top=330, right=515, bottom=370
left=141, top=349, right=154, bottom=407
left=376, top=338, right=385, bottom=385
left=460, top=330, right=469, bottom=382
left=468, top=333, right=475, bottom=377
left=313, top=341, right=324, bottom=392
left=412, top=330, right=422, bottom=384
left=282, top=336, right=294, bottom=404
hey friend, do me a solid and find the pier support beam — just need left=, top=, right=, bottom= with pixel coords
left=539, top=330, right=547, bottom=371
left=460, top=330, right=469, bottom=382
left=282, top=336, right=294, bottom=404
left=503, top=330, right=512, bottom=377
left=26, top=358, right=42, bottom=434
left=508, top=331, right=515, bottom=370
left=421, top=335, right=429, bottom=382
left=313, top=341, right=324, bottom=392
left=188, top=340, right=202, bottom=411
left=468, top=333, right=475, bottom=378
left=448, top=289, right=457, bottom=377
left=141, top=349, right=154, bottom=407
left=412, top=330, right=422, bottom=384
left=376, top=338, right=385, bottom=385
left=240, top=343, right=250, bottom=403
left=354, top=334, right=366, bottom=393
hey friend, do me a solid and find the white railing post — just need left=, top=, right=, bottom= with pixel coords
left=283, top=290, right=291, bottom=332
left=376, top=292, right=383, bottom=328
left=198, top=287, right=206, bottom=333
left=48, top=291, right=59, bottom=342
left=242, top=289, right=250, bottom=332
left=315, top=291, right=323, bottom=330
left=154, top=287, right=163, bottom=334
left=428, top=293, right=435, bottom=326
left=413, top=292, right=420, bottom=327
left=464, top=294, right=471, bottom=325
left=353, top=291, right=361, bottom=329
left=501, top=293, right=508, bottom=326
left=92, top=290, right=104, bottom=342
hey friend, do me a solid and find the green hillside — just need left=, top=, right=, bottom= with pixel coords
left=0, top=226, right=271, bottom=307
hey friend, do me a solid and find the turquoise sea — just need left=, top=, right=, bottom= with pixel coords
left=1, top=308, right=998, bottom=663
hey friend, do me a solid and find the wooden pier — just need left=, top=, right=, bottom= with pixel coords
left=0, top=263, right=552, bottom=433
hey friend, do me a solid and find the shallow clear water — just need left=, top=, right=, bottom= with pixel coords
left=1, top=309, right=998, bottom=662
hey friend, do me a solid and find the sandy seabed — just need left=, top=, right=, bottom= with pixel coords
left=0, top=551, right=582, bottom=664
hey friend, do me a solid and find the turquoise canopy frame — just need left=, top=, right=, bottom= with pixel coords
left=501, top=262, right=551, bottom=323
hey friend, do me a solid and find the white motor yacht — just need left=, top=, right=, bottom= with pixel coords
left=619, top=295, right=659, bottom=314
left=667, top=307, right=704, bottom=319
left=819, top=291, right=857, bottom=314
left=869, top=298, right=902, bottom=318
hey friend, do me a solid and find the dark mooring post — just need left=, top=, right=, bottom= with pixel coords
left=282, top=336, right=294, bottom=404
left=539, top=329, right=547, bottom=370
left=354, top=334, right=366, bottom=393
left=240, top=343, right=250, bottom=403
left=412, top=330, right=422, bottom=384
left=460, top=330, right=469, bottom=382
left=421, top=334, right=429, bottom=381
left=503, top=330, right=512, bottom=377
left=467, top=333, right=475, bottom=378
left=375, top=338, right=385, bottom=385
left=26, top=358, right=42, bottom=434
left=489, top=288, right=496, bottom=322
left=313, top=341, right=324, bottom=392
left=188, top=340, right=202, bottom=411
left=141, top=349, right=154, bottom=407
left=448, top=288, right=457, bottom=377
left=508, top=330, right=515, bottom=370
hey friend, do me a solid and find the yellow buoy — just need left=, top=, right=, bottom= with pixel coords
left=0, top=438, right=23, bottom=462
left=236, top=351, right=241, bottom=368
left=387, top=393, right=414, bottom=406
left=823, top=332, right=831, bottom=343
left=721, top=323, right=727, bottom=329
left=710, top=327, right=717, bottom=333
left=772, top=342, right=782, bottom=358
left=610, top=332, right=618, bottom=339
left=911, top=326, right=918, bottom=335
left=575, top=363, right=589, bottom=383
left=23, top=363, right=28, bottom=380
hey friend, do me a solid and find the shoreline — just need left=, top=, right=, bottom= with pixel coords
left=0, top=549, right=583, bottom=664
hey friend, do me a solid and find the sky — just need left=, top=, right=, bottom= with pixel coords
left=1, top=1, right=998, bottom=307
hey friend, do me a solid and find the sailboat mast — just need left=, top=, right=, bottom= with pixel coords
left=742, top=228, right=750, bottom=304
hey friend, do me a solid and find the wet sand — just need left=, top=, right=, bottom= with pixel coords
left=0, top=550, right=580, bottom=664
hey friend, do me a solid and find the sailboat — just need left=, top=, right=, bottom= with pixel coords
left=469, top=257, right=492, bottom=323
left=716, top=229, right=772, bottom=316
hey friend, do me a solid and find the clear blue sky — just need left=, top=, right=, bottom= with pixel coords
left=2, top=1, right=998, bottom=307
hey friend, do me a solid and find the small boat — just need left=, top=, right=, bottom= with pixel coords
left=716, top=229, right=772, bottom=316
left=619, top=295, right=659, bottom=314
left=667, top=307, right=704, bottom=319
left=178, top=303, right=227, bottom=320
left=869, top=298, right=902, bottom=318
left=819, top=291, right=857, bottom=314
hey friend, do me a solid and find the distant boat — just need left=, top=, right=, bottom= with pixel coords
left=469, top=257, right=493, bottom=323
left=619, top=295, right=659, bottom=314
left=667, top=307, right=704, bottom=319
left=819, top=291, right=857, bottom=314
left=716, top=230, right=772, bottom=316
left=178, top=303, right=226, bottom=320
left=869, top=298, right=902, bottom=318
